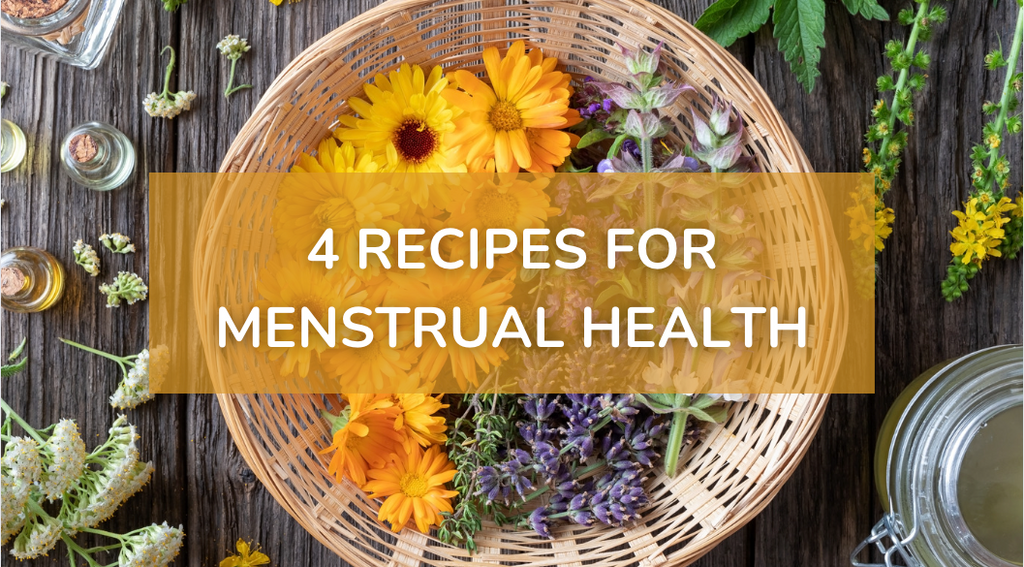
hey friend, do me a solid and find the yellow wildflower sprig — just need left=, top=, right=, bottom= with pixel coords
left=861, top=1, right=946, bottom=255
left=942, top=4, right=1022, bottom=301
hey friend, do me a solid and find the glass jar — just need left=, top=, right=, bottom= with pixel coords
left=852, top=345, right=1023, bottom=567
left=1, top=247, right=66, bottom=313
left=1, top=119, right=27, bottom=172
left=0, top=0, right=126, bottom=69
left=59, top=121, right=134, bottom=190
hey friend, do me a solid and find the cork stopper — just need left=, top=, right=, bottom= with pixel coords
left=1, top=266, right=27, bottom=296
left=0, top=0, right=69, bottom=18
left=69, top=133, right=98, bottom=163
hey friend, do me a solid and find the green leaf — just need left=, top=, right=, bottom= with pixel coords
left=2, top=338, right=27, bottom=377
left=695, top=0, right=774, bottom=47
left=607, top=133, right=629, bottom=160
left=839, top=0, right=863, bottom=15
left=576, top=129, right=612, bottom=149
left=8, top=338, right=26, bottom=361
left=773, top=0, right=827, bottom=92
left=858, top=0, right=889, bottom=21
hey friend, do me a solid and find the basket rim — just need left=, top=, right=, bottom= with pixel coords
left=205, top=0, right=838, bottom=565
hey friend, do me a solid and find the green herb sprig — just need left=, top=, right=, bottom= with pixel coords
left=437, top=392, right=518, bottom=553
left=863, top=1, right=946, bottom=254
left=941, top=2, right=1023, bottom=301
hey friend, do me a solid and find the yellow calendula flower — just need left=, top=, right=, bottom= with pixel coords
left=322, top=394, right=405, bottom=488
left=444, top=40, right=581, bottom=172
left=322, top=317, right=418, bottom=391
left=446, top=175, right=559, bottom=234
left=220, top=539, right=269, bottom=567
left=950, top=197, right=1011, bottom=265
left=386, top=268, right=514, bottom=389
left=255, top=255, right=368, bottom=377
left=274, top=137, right=401, bottom=277
left=335, top=64, right=464, bottom=186
left=363, top=445, right=458, bottom=534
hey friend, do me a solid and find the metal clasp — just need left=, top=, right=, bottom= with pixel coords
left=850, top=515, right=918, bottom=567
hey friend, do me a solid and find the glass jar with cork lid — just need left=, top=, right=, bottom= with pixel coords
left=60, top=121, right=135, bottom=190
left=851, top=345, right=1023, bottom=567
left=1, top=247, right=65, bottom=313
left=1, top=0, right=126, bottom=69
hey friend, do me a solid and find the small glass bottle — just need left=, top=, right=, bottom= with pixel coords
left=1, top=247, right=66, bottom=313
left=60, top=121, right=134, bottom=191
left=1, top=119, right=27, bottom=173
left=0, top=0, right=126, bottom=69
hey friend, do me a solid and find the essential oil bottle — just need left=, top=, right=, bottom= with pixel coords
left=1, top=119, right=27, bottom=172
left=60, top=121, right=135, bottom=190
left=1, top=247, right=66, bottom=313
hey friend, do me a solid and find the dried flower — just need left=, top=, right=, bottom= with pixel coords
left=100, top=232, right=136, bottom=254
left=217, top=35, right=253, bottom=98
left=144, top=46, right=196, bottom=119
left=99, top=271, right=149, bottom=307
left=220, top=538, right=270, bottom=567
left=72, top=239, right=101, bottom=276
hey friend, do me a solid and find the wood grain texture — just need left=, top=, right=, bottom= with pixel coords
left=1, top=0, right=1020, bottom=566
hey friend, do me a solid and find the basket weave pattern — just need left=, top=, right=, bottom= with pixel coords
left=198, top=1, right=837, bottom=565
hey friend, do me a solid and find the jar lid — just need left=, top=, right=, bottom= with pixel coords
left=0, top=0, right=87, bottom=36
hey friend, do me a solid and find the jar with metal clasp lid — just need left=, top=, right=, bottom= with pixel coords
left=851, top=345, right=1022, bottom=567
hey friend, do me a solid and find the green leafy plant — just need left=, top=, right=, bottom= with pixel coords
left=696, top=0, right=889, bottom=92
left=160, top=0, right=188, bottom=11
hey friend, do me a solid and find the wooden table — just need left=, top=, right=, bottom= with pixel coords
left=2, top=0, right=1020, bottom=565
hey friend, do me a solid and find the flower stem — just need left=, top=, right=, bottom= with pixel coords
left=987, top=7, right=1024, bottom=178
left=0, top=399, right=45, bottom=444
left=663, top=399, right=689, bottom=477
left=81, top=527, right=128, bottom=541
left=59, top=338, right=131, bottom=375
left=224, top=58, right=252, bottom=98
left=876, top=0, right=929, bottom=196
left=62, top=534, right=105, bottom=567
left=160, top=45, right=176, bottom=98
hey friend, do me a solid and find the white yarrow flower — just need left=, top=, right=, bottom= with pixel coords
left=110, top=346, right=168, bottom=409
left=119, top=522, right=185, bottom=567
left=216, top=34, right=251, bottom=60
left=1, top=475, right=30, bottom=545
left=38, top=419, right=87, bottom=502
left=9, top=512, right=62, bottom=560
left=72, top=239, right=101, bottom=277
left=99, top=232, right=136, bottom=254
left=1, top=437, right=42, bottom=484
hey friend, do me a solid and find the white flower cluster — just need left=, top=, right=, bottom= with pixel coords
left=99, top=271, right=149, bottom=307
left=1, top=438, right=41, bottom=484
left=38, top=419, right=87, bottom=502
left=1, top=474, right=30, bottom=545
left=100, top=232, right=137, bottom=254
left=143, top=90, right=197, bottom=119
left=73, top=239, right=101, bottom=277
left=9, top=513, right=62, bottom=560
left=111, top=345, right=169, bottom=410
left=119, top=522, right=185, bottom=567
left=63, top=416, right=155, bottom=530
left=216, top=34, right=251, bottom=60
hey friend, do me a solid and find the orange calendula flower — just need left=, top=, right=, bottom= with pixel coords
left=219, top=539, right=270, bottom=567
left=392, top=392, right=448, bottom=451
left=322, top=394, right=405, bottom=488
left=446, top=175, right=559, bottom=233
left=444, top=40, right=580, bottom=172
left=363, top=445, right=458, bottom=534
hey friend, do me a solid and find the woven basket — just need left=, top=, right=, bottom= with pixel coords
left=198, top=0, right=841, bottom=565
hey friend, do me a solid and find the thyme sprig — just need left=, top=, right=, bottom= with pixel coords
left=437, top=390, right=519, bottom=552
left=863, top=1, right=946, bottom=254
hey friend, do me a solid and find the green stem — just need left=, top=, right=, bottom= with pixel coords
left=59, top=338, right=131, bottom=375
left=224, top=58, right=252, bottom=98
left=876, top=0, right=930, bottom=195
left=62, top=534, right=105, bottom=567
left=986, top=7, right=1024, bottom=180
left=160, top=46, right=176, bottom=98
left=81, top=527, right=127, bottom=541
left=0, top=399, right=45, bottom=444
left=663, top=401, right=689, bottom=477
